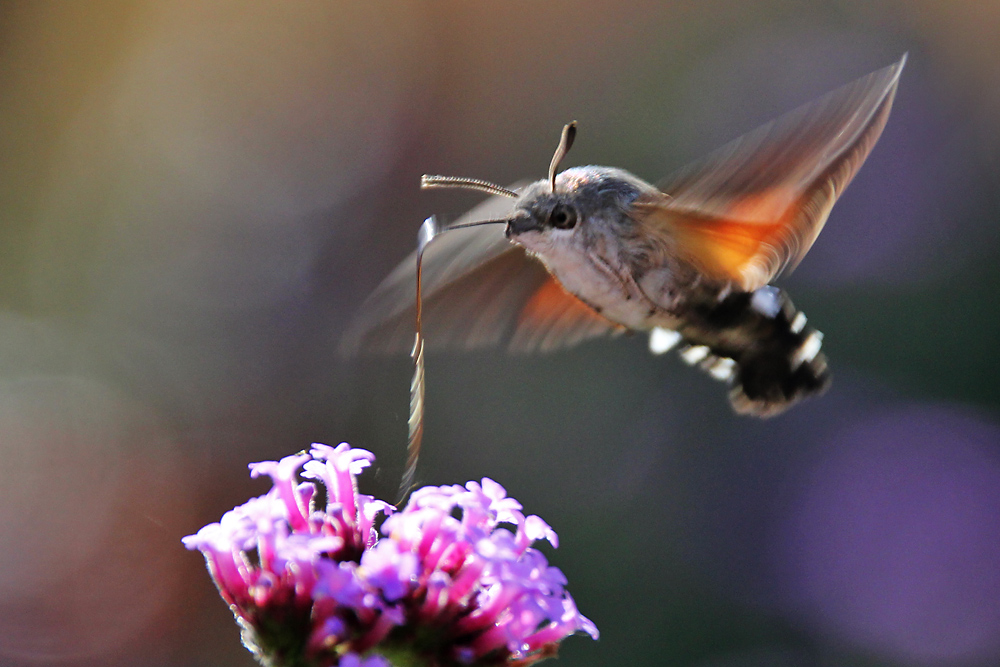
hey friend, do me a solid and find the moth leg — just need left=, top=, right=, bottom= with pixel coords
left=586, top=250, right=635, bottom=302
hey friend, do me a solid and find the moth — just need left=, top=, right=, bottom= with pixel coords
left=344, top=55, right=906, bottom=418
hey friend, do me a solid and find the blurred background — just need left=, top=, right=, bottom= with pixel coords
left=0, top=1, right=998, bottom=666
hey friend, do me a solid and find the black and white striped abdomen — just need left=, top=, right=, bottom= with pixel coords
left=650, top=286, right=830, bottom=417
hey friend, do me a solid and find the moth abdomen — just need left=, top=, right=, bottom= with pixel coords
left=674, top=286, right=830, bottom=417
left=727, top=332, right=830, bottom=417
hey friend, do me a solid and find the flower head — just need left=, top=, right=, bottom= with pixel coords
left=183, top=444, right=597, bottom=667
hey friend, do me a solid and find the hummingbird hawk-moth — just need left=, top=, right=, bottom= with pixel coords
left=344, top=55, right=906, bottom=419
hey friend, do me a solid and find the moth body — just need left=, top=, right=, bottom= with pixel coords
left=343, top=55, right=906, bottom=417
left=505, top=166, right=830, bottom=415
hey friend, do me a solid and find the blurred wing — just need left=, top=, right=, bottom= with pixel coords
left=341, top=190, right=622, bottom=355
left=638, top=54, right=906, bottom=291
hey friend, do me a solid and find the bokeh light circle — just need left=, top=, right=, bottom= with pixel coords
left=777, top=403, right=1000, bottom=664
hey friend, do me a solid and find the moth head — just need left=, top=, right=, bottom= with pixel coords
left=505, top=165, right=651, bottom=254
left=420, top=122, right=650, bottom=247
left=506, top=182, right=580, bottom=238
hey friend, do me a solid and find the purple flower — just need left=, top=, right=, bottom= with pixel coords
left=183, top=444, right=597, bottom=667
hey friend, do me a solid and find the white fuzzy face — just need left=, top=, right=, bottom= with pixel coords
left=508, top=225, right=576, bottom=258
left=513, top=226, right=597, bottom=295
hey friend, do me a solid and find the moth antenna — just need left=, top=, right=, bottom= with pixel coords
left=421, top=175, right=518, bottom=198
left=549, top=121, right=577, bottom=192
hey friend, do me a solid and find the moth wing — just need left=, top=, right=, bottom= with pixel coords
left=341, top=189, right=622, bottom=355
left=638, top=54, right=906, bottom=291
left=507, top=270, right=626, bottom=353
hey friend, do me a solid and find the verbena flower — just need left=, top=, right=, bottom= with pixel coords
left=183, top=443, right=597, bottom=667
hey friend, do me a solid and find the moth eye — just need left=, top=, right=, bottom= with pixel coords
left=549, top=204, right=578, bottom=230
